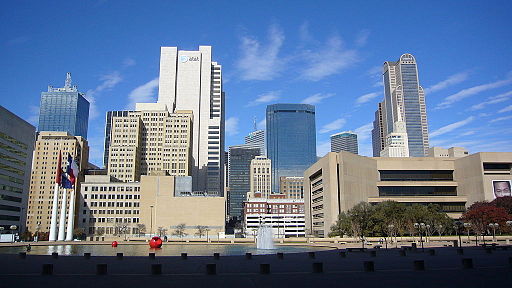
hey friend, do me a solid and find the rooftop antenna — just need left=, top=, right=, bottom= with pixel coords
left=64, top=72, right=72, bottom=88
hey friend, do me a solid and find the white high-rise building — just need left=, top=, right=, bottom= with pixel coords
left=380, top=109, right=409, bottom=157
left=250, top=156, right=271, bottom=198
left=158, top=46, right=224, bottom=196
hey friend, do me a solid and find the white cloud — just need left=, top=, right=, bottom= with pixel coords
left=300, top=35, right=359, bottom=81
left=469, top=90, right=512, bottom=110
left=299, top=22, right=313, bottom=43
left=27, top=105, right=39, bottom=126
left=226, top=117, right=239, bottom=136
left=125, top=78, right=159, bottom=110
left=367, top=65, right=381, bottom=78
left=435, top=77, right=512, bottom=109
left=85, top=71, right=123, bottom=118
left=247, top=91, right=280, bottom=106
left=430, top=116, right=475, bottom=137
left=301, top=93, right=334, bottom=105
left=316, top=141, right=331, bottom=157
left=122, top=58, right=136, bottom=67
left=354, top=122, right=373, bottom=141
left=460, top=130, right=476, bottom=136
left=236, top=25, right=285, bottom=81
left=257, top=118, right=266, bottom=130
left=355, top=29, right=370, bottom=47
left=355, top=92, right=380, bottom=105
left=489, top=115, right=512, bottom=123
left=498, top=104, right=512, bottom=113
left=424, top=72, right=469, bottom=94
left=319, top=118, right=346, bottom=134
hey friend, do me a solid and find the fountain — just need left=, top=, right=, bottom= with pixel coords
left=256, top=224, right=275, bottom=249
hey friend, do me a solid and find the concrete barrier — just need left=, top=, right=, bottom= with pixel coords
left=97, top=264, right=108, bottom=275
left=213, top=253, right=220, bottom=260
left=51, top=252, right=58, bottom=259
left=414, top=260, right=425, bottom=271
left=462, top=258, right=473, bottom=269
left=42, top=264, right=53, bottom=275
left=277, top=252, right=284, bottom=259
left=206, top=263, right=216, bottom=275
left=245, top=252, right=252, bottom=259
left=363, top=261, right=374, bottom=272
left=181, top=253, right=187, bottom=260
left=151, top=264, right=162, bottom=275
left=312, top=262, right=323, bottom=273
left=428, top=249, right=435, bottom=256
left=116, top=252, right=123, bottom=259
left=260, top=264, right=270, bottom=274
left=18, top=252, right=26, bottom=259
left=149, top=253, right=155, bottom=259
left=308, top=252, right=315, bottom=259
left=84, top=252, right=91, bottom=259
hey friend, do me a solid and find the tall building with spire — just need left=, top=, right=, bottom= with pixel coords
left=157, top=46, right=224, bottom=196
left=372, top=54, right=429, bottom=157
left=38, top=73, right=90, bottom=139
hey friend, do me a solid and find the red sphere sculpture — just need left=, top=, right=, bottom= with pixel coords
left=149, top=236, right=163, bottom=248
left=111, top=241, right=118, bottom=247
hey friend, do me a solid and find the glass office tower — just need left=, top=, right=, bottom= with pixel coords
left=38, top=73, right=90, bottom=139
left=227, top=145, right=260, bottom=219
left=266, top=104, right=317, bottom=192
left=381, top=54, right=429, bottom=157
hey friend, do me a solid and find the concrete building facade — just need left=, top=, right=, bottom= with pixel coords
left=280, top=176, right=304, bottom=199
left=157, top=46, right=225, bottom=196
left=25, top=131, right=89, bottom=234
left=250, top=156, right=271, bottom=198
left=304, top=151, right=512, bottom=237
left=0, top=105, right=35, bottom=231
left=429, top=147, right=469, bottom=158
left=244, top=193, right=305, bottom=238
left=106, top=104, right=193, bottom=182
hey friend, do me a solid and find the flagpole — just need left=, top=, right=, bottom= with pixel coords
left=49, top=151, right=62, bottom=241
left=57, top=188, right=68, bottom=241
left=65, top=187, right=76, bottom=241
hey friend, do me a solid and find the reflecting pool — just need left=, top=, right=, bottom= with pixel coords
left=0, top=244, right=333, bottom=256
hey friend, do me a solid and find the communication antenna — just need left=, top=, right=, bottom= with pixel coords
left=65, top=72, right=72, bottom=88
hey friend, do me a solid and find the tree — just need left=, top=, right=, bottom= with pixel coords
left=73, top=228, right=86, bottom=240
left=491, top=196, right=512, bottom=215
left=115, top=222, right=129, bottom=239
left=172, top=223, right=187, bottom=238
left=136, top=224, right=146, bottom=237
left=195, top=225, right=209, bottom=238
left=329, top=211, right=352, bottom=237
left=157, top=226, right=168, bottom=237
left=345, top=202, right=375, bottom=247
left=462, top=202, right=510, bottom=236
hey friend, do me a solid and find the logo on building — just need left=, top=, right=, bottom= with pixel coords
left=179, top=55, right=200, bottom=63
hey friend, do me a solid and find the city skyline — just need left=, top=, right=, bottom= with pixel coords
left=2, top=1, right=512, bottom=167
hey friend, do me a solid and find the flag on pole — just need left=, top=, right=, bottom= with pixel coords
left=61, top=154, right=78, bottom=189
left=55, top=151, right=62, bottom=185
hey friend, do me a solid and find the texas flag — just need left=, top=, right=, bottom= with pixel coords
left=61, top=154, right=79, bottom=189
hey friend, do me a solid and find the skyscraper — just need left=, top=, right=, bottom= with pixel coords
left=371, top=102, right=385, bottom=157
left=38, top=73, right=90, bottom=139
left=25, top=131, right=89, bottom=234
left=266, top=104, right=317, bottom=192
left=250, top=156, right=271, bottom=198
left=157, top=46, right=224, bottom=196
left=227, top=145, right=260, bottom=219
left=244, top=129, right=265, bottom=156
left=0, top=105, right=35, bottom=231
left=377, top=53, right=429, bottom=157
left=330, top=131, right=358, bottom=154
left=380, top=108, right=409, bottom=157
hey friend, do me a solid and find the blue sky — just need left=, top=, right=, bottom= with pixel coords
left=1, top=0, right=511, bottom=166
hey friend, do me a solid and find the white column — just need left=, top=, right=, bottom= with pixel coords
left=65, top=188, right=76, bottom=241
left=48, top=183, right=59, bottom=241
left=57, top=188, right=68, bottom=241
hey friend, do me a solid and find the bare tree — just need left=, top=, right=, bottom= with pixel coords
left=172, top=223, right=187, bottom=238
left=157, top=226, right=168, bottom=237
left=136, top=224, right=146, bottom=237
left=115, top=222, right=129, bottom=240
left=195, top=225, right=209, bottom=238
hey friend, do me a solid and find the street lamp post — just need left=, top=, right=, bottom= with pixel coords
left=414, top=223, right=425, bottom=251
left=488, top=223, right=499, bottom=242
left=454, top=221, right=463, bottom=247
left=9, top=225, right=17, bottom=243
left=150, top=205, right=154, bottom=238
left=463, top=222, right=471, bottom=243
